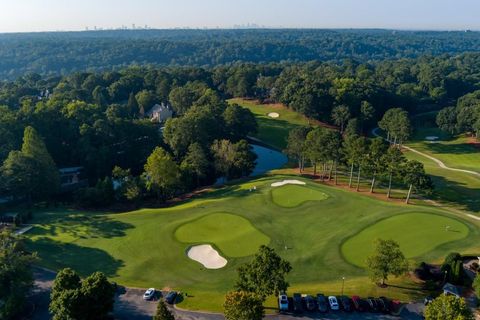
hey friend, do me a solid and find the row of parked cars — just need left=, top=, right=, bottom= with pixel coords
left=279, top=293, right=396, bottom=314
left=143, top=288, right=177, bottom=304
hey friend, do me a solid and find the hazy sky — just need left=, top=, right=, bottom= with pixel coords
left=0, top=0, right=478, bottom=33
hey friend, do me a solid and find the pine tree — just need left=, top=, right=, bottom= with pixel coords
left=153, top=299, right=175, bottom=320
left=127, top=92, right=140, bottom=118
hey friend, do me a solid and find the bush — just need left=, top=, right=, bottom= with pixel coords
left=75, top=177, right=115, bottom=208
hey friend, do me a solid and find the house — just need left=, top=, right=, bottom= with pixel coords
left=146, top=103, right=173, bottom=123
left=59, top=167, right=88, bottom=192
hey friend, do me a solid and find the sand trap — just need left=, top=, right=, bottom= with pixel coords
left=268, top=112, right=280, bottom=118
left=271, top=179, right=306, bottom=187
left=425, top=136, right=439, bottom=141
left=187, top=244, right=227, bottom=269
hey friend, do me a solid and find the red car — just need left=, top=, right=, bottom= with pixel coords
left=351, top=295, right=366, bottom=312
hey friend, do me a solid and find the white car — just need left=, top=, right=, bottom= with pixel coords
left=328, top=295, right=339, bottom=311
left=278, top=294, right=289, bottom=311
left=143, top=288, right=156, bottom=300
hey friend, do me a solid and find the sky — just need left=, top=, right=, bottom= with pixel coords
left=0, top=0, right=479, bottom=33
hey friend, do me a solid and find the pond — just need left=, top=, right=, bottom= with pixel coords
left=251, top=144, right=288, bottom=176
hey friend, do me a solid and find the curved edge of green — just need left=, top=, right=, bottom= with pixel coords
left=270, top=184, right=329, bottom=208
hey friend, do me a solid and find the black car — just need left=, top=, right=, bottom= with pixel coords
left=367, top=297, right=378, bottom=312
left=340, top=296, right=352, bottom=312
left=375, top=298, right=386, bottom=313
left=165, top=291, right=177, bottom=304
left=293, top=293, right=303, bottom=313
left=316, top=294, right=329, bottom=313
left=379, top=296, right=391, bottom=313
left=303, top=295, right=316, bottom=311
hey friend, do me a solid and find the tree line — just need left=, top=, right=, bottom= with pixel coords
left=285, top=109, right=433, bottom=203
left=2, top=29, right=480, bottom=79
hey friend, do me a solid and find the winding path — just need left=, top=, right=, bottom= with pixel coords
left=372, top=128, right=480, bottom=177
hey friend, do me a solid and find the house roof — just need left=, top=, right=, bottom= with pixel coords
left=443, top=283, right=461, bottom=296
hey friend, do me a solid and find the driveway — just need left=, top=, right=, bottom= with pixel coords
left=30, top=267, right=422, bottom=320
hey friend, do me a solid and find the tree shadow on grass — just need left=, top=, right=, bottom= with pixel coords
left=32, top=214, right=135, bottom=240
left=27, top=238, right=124, bottom=278
left=429, top=174, right=480, bottom=213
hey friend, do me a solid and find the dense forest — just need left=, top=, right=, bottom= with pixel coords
left=1, top=50, right=480, bottom=210
left=2, top=29, right=480, bottom=79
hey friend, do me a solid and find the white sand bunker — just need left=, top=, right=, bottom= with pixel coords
left=268, top=112, right=280, bottom=118
left=271, top=179, right=306, bottom=187
left=187, top=244, right=227, bottom=269
left=425, top=136, right=439, bottom=141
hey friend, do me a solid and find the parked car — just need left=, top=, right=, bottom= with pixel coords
left=379, top=296, right=391, bottom=313
left=375, top=298, right=386, bottom=313
left=351, top=295, right=365, bottom=312
left=278, top=294, right=289, bottom=312
left=143, top=288, right=156, bottom=300
left=303, top=295, right=316, bottom=311
left=165, top=291, right=177, bottom=304
left=328, top=296, right=340, bottom=311
left=340, top=296, right=352, bottom=312
left=293, top=293, right=303, bottom=313
left=367, top=297, right=378, bottom=312
left=316, top=294, right=329, bottom=313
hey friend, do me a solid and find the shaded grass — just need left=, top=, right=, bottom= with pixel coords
left=342, top=212, right=469, bottom=267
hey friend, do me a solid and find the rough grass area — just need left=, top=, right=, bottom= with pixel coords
left=175, top=213, right=270, bottom=257
left=271, top=185, right=329, bottom=207
left=342, top=212, right=469, bottom=267
left=26, top=175, right=480, bottom=312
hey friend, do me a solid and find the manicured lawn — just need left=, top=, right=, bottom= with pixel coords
left=175, top=213, right=270, bottom=257
left=25, top=175, right=480, bottom=312
left=342, top=212, right=469, bottom=267
left=271, top=185, right=329, bottom=208
left=229, top=98, right=312, bottom=149
left=408, top=127, right=480, bottom=174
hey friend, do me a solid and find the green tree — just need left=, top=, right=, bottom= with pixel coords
left=127, top=92, right=140, bottom=118
left=223, top=291, right=264, bottom=320
left=304, top=127, right=326, bottom=176
left=360, top=101, right=375, bottom=133
left=424, top=295, right=473, bottom=320
left=153, top=299, right=175, bottom=320
left=211, top=139, right=256, bottom=181
left=436, top=107, right=458, bottom=135
left=402, top=160, right=433, bottom=204
left=331, top=105, right=351, bottom=132
left=223, top=104, right=257, bottom=141
left=235, top=246, right=292, bottom=301
left=284, top=127, right=310, bottom=172
left=144, top=147, right=181, bottom=201
left=366, top=239, right=409, bottom=286
left=50, top=268, right=115, bottom=320
left=180, top=143, right=210, bottom=187
left=382, top=146, right=406, bottom=198
left=365, top=137, right=388, bottom=193
left=0, top=230, right=36, bottom=320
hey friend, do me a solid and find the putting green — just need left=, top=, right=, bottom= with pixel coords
left=341, top=212, right=470, bottom=267
left=175, top=213, right=270, bottom=257
left=271, top=184, right=329, bottom=207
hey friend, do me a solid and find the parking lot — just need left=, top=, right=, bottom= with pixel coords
left=30, top=267, right=423, bottom=320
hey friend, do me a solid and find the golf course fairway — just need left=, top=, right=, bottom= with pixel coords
left=25, top=176, right=480, bottom=311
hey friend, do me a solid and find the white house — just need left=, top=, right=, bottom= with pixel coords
left=146, top=103, right=173, bottom=123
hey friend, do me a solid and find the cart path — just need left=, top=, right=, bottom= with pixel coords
left=372, top=128, right=480, bottom=177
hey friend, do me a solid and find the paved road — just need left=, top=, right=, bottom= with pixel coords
left=30, top=267, right=423, bottom=320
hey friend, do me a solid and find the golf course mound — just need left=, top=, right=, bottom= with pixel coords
left=268, top=112, right=280, bottom=118
left=175, top=213, right=270, bottom=257
left=187, top=245, right=227, bottom=269
left=341, top=212, right=469, bottom=267
left=271, top=184, right=329, bottom=208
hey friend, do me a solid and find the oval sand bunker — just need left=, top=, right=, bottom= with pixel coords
left=268, top=112, right=280, bottom=118
left=271, top=179, right=306, bottom=187
left=187, top=244, right=227, bottom=269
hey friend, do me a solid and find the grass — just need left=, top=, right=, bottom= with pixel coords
left=342, top=212, right=469, bottom=267
left=174, top=213, right=270, bottom=257
left=408, top=126, right=480, bottom=174
left=25, top=175, right=480, bottom=312
left=271, top=184, right=329, bottom=208
left=228, top=98, right=312, bottom=149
